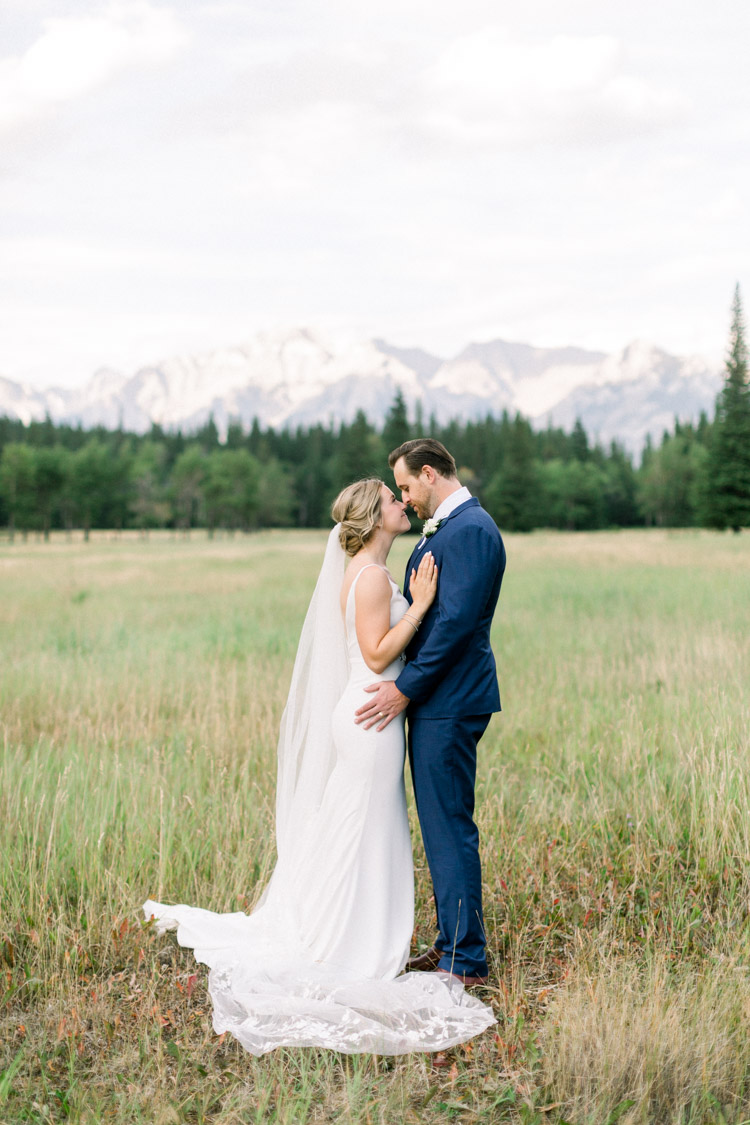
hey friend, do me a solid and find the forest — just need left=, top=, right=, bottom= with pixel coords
left=1, top=288, right=748, bottom=537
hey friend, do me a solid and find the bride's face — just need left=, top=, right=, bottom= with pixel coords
left=380, top=485, right=411, bottom=536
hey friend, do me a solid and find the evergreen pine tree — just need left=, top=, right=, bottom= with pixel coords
left=225, top=418, right=245, bottom=449
left=484, top=414, right=540, bottom=531
left=333, top=411, right=380, bottom=489
left=705, top=284, right=750, bottom=531
left=570, top=418, right=589, bottom=462
left=381, top=389, right=411, bottom=454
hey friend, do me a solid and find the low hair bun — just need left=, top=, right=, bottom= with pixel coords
left=331, top=479, right=384, bottom=557
left=338, top=520, right=366, bottom=556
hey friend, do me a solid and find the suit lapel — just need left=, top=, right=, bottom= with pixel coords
left=436, top=497, right=479, bottom=527
left=403, top=498, right=479, bottom=595
left=419, top=498, right=479, bottom=546
left=403, top=540, right=420, bottom=598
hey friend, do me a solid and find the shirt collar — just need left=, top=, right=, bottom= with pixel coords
left=432, top=486, right=472, bottom=524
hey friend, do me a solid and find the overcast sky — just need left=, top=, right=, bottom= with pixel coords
left=1, top=0, right=749, bottom=390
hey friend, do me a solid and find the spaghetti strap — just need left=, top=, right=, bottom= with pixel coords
left=346, top=562, right=391, bottom=613
left=351, top=562, right=389, bottom=584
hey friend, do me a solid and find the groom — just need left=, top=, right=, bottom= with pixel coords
left=355, top=438, right=505, bottom=985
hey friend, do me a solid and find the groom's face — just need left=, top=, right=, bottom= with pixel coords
left=393, top=457, right=436, bottom=520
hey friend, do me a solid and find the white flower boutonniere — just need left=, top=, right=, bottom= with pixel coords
left=422, top=517, right=442, bottom=538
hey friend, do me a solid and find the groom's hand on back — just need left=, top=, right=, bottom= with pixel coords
left=355, top=681, right=409, bottom=731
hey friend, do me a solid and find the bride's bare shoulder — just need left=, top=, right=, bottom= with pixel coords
left=340, top=563, right=390, bottom=615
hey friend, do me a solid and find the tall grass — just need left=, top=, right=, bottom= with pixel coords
left=1, top=528, right=749, bottom=1123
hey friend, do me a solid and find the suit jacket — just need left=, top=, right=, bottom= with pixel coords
left=395, top=497, right=505, bottom=719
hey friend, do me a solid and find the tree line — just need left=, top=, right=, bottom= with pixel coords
left=1, top=288, right=749, bottom=538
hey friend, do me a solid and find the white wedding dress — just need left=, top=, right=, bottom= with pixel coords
left=143, top=530, right=494, bottom=1055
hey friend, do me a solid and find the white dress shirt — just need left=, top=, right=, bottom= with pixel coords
left=432, top=485, right=472, bottom=524
left=418, top=486, right=472, bottom=547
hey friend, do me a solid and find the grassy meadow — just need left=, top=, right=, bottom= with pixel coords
left=1, top=526, right=750, bottom=1124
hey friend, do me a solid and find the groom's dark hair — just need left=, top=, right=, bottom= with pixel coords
left=388, top=438, right=457, bottom=479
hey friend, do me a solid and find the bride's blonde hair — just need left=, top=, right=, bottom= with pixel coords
left=331, top=479, right=384, bottom=557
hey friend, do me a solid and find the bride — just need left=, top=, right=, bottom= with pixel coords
left=143, top=478, right=495, bottom=1055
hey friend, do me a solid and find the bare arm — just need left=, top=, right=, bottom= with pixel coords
left=355, top=554, right=437, bottom=675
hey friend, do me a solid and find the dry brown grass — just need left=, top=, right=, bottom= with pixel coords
left=2, top=527, right=750, bottom=1123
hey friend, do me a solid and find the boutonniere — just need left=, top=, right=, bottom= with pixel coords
left=422, top=517, right=442, bottom=538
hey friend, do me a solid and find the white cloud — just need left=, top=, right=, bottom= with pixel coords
left=416, top=28, right=690, bottom=147
left=0, top=1, right=188, bottom=135
left=184, top=26, right=690, bottom=190
left=0, top=2, right=746, bottom=388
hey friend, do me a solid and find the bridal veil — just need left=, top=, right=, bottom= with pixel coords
left=143, top=525, right=495, bottom=1055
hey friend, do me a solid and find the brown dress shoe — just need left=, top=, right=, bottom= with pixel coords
left=445, top=970, right=489, bottom=987
left=405, top=945, right=444, bottom=972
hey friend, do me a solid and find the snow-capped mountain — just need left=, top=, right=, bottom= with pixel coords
left=0, top=328, right=722, bottom=452
left=536, top=343, right=721, bottom=448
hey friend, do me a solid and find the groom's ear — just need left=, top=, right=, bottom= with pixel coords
left=421, top=464, right=437, bottom=484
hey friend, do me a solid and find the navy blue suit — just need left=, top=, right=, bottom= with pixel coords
left=395, top=497, right=505, bottom=976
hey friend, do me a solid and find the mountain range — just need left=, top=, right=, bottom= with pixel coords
left=0, top=329, right=722, bottom=452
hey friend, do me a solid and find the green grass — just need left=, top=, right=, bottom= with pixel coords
left=1, top=527, right=750, bottom=1123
